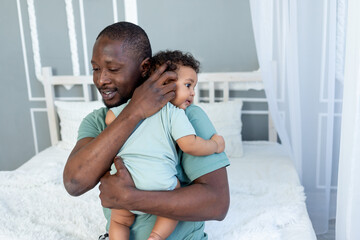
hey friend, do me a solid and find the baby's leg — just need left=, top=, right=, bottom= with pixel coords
left=148, top=180, right=181, bottom=240
left=109, top=209, right=135, bottom=240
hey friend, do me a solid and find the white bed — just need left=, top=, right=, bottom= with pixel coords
left=0, top=68, right=316, bottom=240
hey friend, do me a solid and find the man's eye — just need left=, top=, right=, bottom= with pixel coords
left=109, top=68, right=119, bottom=72
left=185, top=83, right=191, bottom=88
left=92, top=68, right=99, bottom=72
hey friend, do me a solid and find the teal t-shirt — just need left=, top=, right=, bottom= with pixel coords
left=77, top=104, right=230, bottom=240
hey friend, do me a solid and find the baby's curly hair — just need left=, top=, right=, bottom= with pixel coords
left=149, top=50, right=200, bottom=75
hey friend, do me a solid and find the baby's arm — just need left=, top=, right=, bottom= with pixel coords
left=105, top=109, right=116, bottom=126
left=176, top=134, right=225, bottom=156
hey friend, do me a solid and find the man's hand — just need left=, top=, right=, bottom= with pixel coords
left=99, top=156, right=136, bottom=209
left=127, top=62, right=177, bottom=119
left=211, top=134, right=225, bottom=153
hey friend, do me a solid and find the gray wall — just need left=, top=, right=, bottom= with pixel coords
left=0, top=0, right=259, bottom=170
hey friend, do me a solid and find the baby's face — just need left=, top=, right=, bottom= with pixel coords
left=171, top=66, right=198, bottom=110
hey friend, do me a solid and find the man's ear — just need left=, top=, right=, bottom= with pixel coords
left=140, top=57, right=151, bottom=78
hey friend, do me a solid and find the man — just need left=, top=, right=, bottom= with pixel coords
left=63, top=21, right=230, bottom=239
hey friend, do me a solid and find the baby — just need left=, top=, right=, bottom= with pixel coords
left=105, top=50, right=225, bottom=240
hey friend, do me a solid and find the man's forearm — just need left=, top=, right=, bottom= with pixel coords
left=63, top=107, right=143, bottom=196
left=112, top=168, right=230, bottom=221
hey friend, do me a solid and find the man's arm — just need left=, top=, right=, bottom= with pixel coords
left=63, top=63, right=177, bottom=196
left=99, top=157, right=230, bottom=221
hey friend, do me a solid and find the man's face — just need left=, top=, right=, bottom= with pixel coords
left=91, top=36, right=143, bottom=108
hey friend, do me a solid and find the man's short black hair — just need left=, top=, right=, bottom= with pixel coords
left=150, top=50, right=200, bottom=74
left=97, top=21, right=152, bottom=62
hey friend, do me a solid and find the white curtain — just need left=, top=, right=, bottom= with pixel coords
left=249, top=0, right=344, bottom=234
left=336, top=0, right=360, bottom=239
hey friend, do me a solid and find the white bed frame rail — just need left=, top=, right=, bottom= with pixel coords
left=42, top=67, right=276, bottom=146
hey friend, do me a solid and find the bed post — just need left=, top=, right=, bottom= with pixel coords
left=42, top=67, right=60, bottom=146
left=268, top=113, right=277, bottom=142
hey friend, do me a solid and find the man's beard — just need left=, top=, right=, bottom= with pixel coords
left=102, top=96, right=129, bottom=109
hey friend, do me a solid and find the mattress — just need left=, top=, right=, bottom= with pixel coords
left=0, top=141, right=316, bottom=239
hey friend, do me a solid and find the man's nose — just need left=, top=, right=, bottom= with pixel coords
left=98, top=70, right=111, bottom=85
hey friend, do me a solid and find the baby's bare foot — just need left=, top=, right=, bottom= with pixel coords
left=147, top=232, right=164, bottom=240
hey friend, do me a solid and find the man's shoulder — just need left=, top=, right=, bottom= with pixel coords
left=85, top=106, right=108, bottom=119
left=185, top=104, right=208, bottom=120
left=77, top=107, right=107, bottom=140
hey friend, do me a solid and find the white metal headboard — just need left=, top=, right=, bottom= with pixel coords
left=42, top=67, right=276, bottom=146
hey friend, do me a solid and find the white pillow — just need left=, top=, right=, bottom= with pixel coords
left=54, top=101, right=105, bottom=150
left=197, top=100, right=243, bottom=157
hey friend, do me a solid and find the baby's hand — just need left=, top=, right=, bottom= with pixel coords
left=211, top=134, right=225, bottom=153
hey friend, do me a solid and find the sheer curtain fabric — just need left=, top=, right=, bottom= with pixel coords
left=336, top=0, right=360, bottom=239
left=249, top=0, right=343, bottom=234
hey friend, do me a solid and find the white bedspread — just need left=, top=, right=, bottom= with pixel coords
left=205, top=142, right=316, bottom=240
left=0, top=146, right=105, bottom=240
left=0, top=142, right=316, bottom=240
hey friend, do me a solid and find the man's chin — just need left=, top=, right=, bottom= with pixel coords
left=102, top=98, right=126, bottom=109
